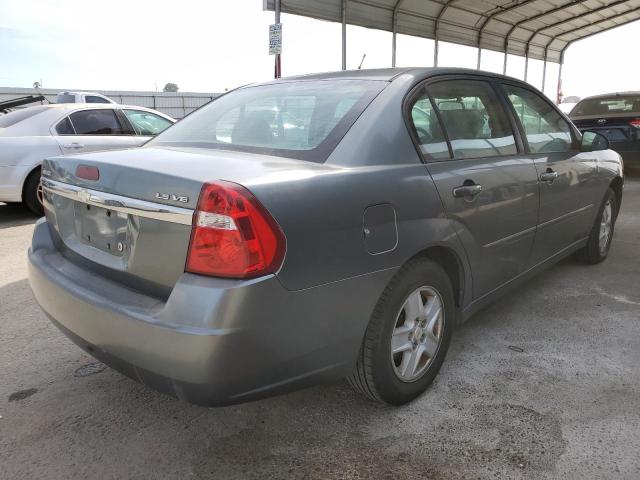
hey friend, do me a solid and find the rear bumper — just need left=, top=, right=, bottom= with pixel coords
left=615, top=149, right=640, bottom=169
left=28, top=219, right=395, bottom=406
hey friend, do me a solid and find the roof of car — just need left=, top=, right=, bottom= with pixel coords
left=579, top=91, right=640, bottom=100
left=259, top=67, right=527, bottom=85
left=20, top=103, right=174, bottom=119
left=34, top=103, right=153, bottom=111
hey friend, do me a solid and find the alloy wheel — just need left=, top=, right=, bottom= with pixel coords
left=390, top=286, right=444, bottom=383
left=599, top=199, right=613, bottom=255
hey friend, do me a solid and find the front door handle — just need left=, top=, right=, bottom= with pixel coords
left=540, top=169, right=558, bottom=183
left=63, top=142, right=84, bottom=150
left=452, top=183, right=483, bottom=198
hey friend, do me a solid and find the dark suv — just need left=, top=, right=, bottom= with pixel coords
left=570, top=92, right=640, bottom=170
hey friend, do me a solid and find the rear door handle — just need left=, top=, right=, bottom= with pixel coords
left=452, top=183, right=483, bottom=198
left=63, top=143, right=84, bottom=150
left=540, top=169, right=558, bottom=183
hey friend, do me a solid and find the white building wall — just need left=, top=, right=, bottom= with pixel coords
left=0, top=87, right=221, bottom=119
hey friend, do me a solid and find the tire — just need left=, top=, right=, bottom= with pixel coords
left=577, top=188, right=617, bottom=265
left=348, top=257, right=455, bottom=405
left=23, top=168, right=43, bottom=216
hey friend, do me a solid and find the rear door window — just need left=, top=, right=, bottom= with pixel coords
left=408, top=92, right=450, bottom=160
left=123, top=109, right=173, bottom=135
left=68, top=109, right=124, bottom=135
left=55, top=117, right=75, bottom=135
left=427, top=80, right=518, bottom=159
left=503, top=84, right=573, bottom=154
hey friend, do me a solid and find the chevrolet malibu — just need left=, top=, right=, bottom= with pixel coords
left=29, top=68, right=623, bottom=406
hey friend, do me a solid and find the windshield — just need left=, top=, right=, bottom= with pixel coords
left=148, top=80, right=385, bottom=162
left=0, top=106, right=48, bottom=128
left=571, top=95, right=640, bottom=116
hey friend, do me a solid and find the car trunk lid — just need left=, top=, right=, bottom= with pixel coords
left=571, top=114, right=640, bottom=143
left=41, top=146, right=329, bottom=298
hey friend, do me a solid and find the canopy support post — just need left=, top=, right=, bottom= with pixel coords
left=274, top=0, right=281, bottom=78
left=541, top=49, right=548, bottom=96
left=477, top=48, right=481, bottom=69
left=557, top=51, right=565, bottom=105
left=392, top=0, right=403, bottom=67
left=341, top=0, right=347, bottom=70
left=503, top=51, right=508, bottom=75
left=434, top=1, right=454, bottom=68
left=524, top=44, right=530, bottom=82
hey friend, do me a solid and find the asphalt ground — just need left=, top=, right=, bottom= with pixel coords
left=1, top=180, right=639, bottom=479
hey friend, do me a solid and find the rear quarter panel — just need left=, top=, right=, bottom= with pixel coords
left=0, top=137, right=62, bottom=201
left=247, top=74, right=472, bottom=306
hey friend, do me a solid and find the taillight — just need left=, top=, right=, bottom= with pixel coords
left=76, top=165, right=100, bottom=181
left=186, top=181, right=286, bottom=279
left=629, top=119, right=640, bottom=129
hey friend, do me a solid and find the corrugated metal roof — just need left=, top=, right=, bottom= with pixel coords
left=265, top=0, right=640, bottom=63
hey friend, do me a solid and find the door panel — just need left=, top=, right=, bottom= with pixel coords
left=502, top=83, right=597, bottom=264
left=530, top=154, right=597, bottom=264
left=427, top=158, right=539, bottom=298
left=54, top=108, right=138, bottom=154
left=55, top=135, right=137, bottom=154
left=412, top=78, right=539, bottom=299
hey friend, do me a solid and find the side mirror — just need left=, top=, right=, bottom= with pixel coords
left=581, top=130, right=609, bottom=152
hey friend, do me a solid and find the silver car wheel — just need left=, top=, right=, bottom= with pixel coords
left=599, top=200, right=613, bottom=255
left=391, top=286, right=444, bottom=383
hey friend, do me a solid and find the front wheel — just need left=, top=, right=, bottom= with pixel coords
left=577, top=188, right=617, bottom=264
left=348, top=258, right=454, bottom=405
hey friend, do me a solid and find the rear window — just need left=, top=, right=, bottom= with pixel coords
left=86, top=95, right=112, bottom=104
left=56, top=94, right=76, bottom=104
left=571, top=95, right=640, bottom=116
left=0, top=106, right=48, bottom=128
left=148, top=80, right=385, bottom=162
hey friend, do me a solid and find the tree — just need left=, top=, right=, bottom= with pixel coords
left=33, top=81, right=41, bottom=89
left=163, top=82, right=179, bottom=93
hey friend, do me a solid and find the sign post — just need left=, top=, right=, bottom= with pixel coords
left=269, top=23, right=282, bottom=78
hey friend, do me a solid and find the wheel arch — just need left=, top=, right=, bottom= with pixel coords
left=21, top=163, right=42, bottom=202
left=609, top=176, right=623, bottom=219
left=407, top=245, right=468, bottom=318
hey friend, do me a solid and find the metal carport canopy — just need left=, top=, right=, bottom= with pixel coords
left=264, top=0, right=640, bottom=71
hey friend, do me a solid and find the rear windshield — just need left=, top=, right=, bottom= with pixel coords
left=571, top=95, right=640, bottom=116
left=56, top=94, right=76, bottom=103
left=0, top=106, right=48, bottom=128
left=148, top=80, right=385, bottom=162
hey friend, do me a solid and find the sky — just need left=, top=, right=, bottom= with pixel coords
left=0, top=0, right=638, bottom=101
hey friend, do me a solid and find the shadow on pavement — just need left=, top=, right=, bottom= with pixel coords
left=0, top=203, right=39, bottom=229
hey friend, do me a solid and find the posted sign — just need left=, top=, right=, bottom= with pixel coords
left=269, top=23, right=282, bottom=55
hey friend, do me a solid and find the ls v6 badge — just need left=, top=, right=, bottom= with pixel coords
left=155, top=192, right=189, bottom=203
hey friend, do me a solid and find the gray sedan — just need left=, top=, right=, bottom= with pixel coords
left=28, top=68, right=623, bottom=406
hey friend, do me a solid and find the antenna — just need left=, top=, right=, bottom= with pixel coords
left=358, top=54, right=366, bottom=70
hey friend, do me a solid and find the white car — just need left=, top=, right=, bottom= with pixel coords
left=56, top=91, right=116, bottom=104
left=0, top=104, right=174, bottom=214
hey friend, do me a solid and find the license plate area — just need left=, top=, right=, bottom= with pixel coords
left=73, top=202, right=128, bottom=256
left=590, top=128, right=628, bottom=142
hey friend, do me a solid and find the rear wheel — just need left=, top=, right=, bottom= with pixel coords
left=348, top=258, right=454, bottom=405
left=577, top=188, right=617, bottom=264
left=23, top=168, right=43, bottom=216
